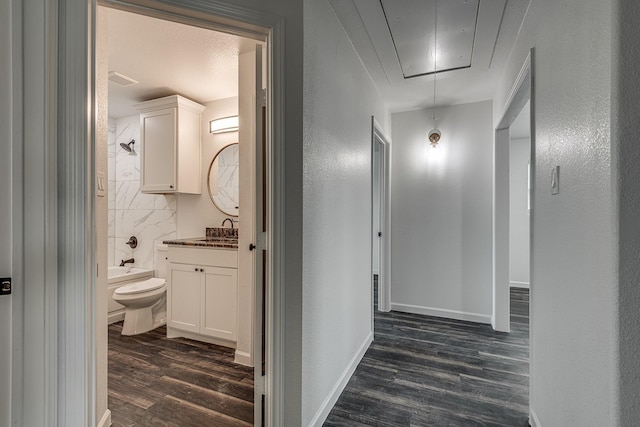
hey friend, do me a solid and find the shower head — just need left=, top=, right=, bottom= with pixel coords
left=120, top=139, right=135, bottom=153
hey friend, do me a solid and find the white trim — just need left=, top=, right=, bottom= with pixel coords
left=493, top=49, right=533, bottom=333
left=235, top=350, right=252, bottom=366
left=509, top=281, right=530, bottom=289
left=391, top=303, right=492, bottom=324
left=530, top=408, right=542, bottom=427
left=10, top=0, right=25, bottom=422
left=266, top=18, right=286, bottom=427
left=372, top=117, right=391, bottom=313
left=307, top=332, right=373, bottom=427
left=97, top=409, right=111, bottom=427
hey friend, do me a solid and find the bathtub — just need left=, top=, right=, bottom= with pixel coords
left=107, top=266, right=154, bottom=324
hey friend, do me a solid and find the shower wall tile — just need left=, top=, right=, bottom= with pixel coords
left=108, top=208, right=115, bottom=237
left=111, top=113, right=177, bottom=272
left=115, top=153, right=138, bottom=182
left=107, top=237, right=114, bottom=267
left=108, top=180, right=115, bottom=209
left=134, top=209, right=177, bottom=242
left=154, top=194, right=177, bottom=211
left=114, top=237, right=133, bottom=266
left=114, top=209, right=135, bottom=239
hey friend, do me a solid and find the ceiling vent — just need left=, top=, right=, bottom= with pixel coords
left=108, top=71, right=139, bottom=86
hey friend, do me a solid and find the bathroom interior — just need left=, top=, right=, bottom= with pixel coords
left=99, top=6, right=262, bottom=425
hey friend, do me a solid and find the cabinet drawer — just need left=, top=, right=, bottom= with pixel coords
left=168, top=246, right=237, bottom=268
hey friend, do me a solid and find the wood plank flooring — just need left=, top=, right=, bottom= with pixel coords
left=324, top=287, right=530, bottom=427
left=108, top=323, right=254, bottom=426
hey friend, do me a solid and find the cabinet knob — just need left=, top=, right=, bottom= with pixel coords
left=200, top=268, right=204, bottom=272
left=194, top=267, right=198, bottom=272
left=249, top=243, right=256, bottom=251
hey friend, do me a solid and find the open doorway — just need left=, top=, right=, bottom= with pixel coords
left=371, top=118, right=391, bottom=316
left=95, top=4, right=268, bottom=426
left=493, top=50, right=534, bottom=333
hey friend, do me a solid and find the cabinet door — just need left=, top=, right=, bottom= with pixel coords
left=168, top=264, right=201, bottom=333
left=140, top=107, right=176, bottom=192
left=201, top=267, right=237, bottom=341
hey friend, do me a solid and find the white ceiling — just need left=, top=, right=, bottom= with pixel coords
left=106, top=7, right=258, bottom=119
left=381, top=0, right=479, bottom=77
left=329, top=0, right=531, bottom=113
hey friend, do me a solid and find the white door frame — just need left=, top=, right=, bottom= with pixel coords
left=15, top=0, right=286, bottom=426
left=493, top=48, right=534, bottom=332
left=372, top=117, right=391, bottom=314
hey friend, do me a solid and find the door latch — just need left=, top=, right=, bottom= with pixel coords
left=0, top=277, right=11, bottom=295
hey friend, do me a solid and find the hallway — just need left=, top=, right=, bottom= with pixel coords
left=325, top=288, right=530, bottom=426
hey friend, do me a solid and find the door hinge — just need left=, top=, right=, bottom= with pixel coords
left=255, top=375, right=266, bottom=395
left=256, top=232, right=267, bottom=251
left=259, top=88, right=267, bottom=107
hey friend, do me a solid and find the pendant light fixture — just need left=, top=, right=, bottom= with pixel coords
left=428, top=0, right=441, bottom=148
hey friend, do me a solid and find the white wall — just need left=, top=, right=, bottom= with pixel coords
left=493, top=0, right=624, bottom=424
left=0, top=0, right=12, bottom=423
left=176, top=97, right=238, bottom=236
left=390, top=101, right=493, bottom=323
left=302, top=0, right=389, bottom=424
left=509, top=137, right=530, bottom=287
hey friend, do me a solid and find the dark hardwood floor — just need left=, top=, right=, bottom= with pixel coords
left=324, top=285, right=530, bottom=427
left=108, top=323, right=254, bottom=426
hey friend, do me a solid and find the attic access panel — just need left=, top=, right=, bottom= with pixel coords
left=380, top=0, right=480, bottom=78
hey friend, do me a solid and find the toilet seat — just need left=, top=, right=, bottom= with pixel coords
left=115, top=277, right=166, bottom=296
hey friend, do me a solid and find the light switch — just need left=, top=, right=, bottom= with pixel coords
left=551, top=166, right=560, bottom=195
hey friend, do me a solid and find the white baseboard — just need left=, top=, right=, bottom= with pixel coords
left=529, top=408, right=541, bottom=427
left=390, top=303, right=492, bottom=324
left=97, top=409, right=111, bottom=427
left=234, top=350, right=252, bottom=367
left=308, top=332, right=373, bottom=427
left=510, top=281, right=530, bottom=289
left=108, top=311, right=125, bottom=325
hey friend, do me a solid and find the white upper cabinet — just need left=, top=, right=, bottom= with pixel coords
left=136, top=95, right=205, bottom=194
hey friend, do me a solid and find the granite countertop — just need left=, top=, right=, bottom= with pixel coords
left=163, top=237, right=238, bottom=249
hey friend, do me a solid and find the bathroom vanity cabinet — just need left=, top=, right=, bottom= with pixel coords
left=136, top=95, right=205, bottom=194
left=166, top=246, right=238, bottom=344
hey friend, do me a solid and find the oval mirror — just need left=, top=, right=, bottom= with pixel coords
left=207, top=143, right=239, bottom=217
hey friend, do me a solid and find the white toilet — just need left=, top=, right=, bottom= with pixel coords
left=112, top=277, right=167, bottom=336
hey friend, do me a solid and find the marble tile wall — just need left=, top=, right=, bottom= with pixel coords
left=107, top=114, right=176, bottom=278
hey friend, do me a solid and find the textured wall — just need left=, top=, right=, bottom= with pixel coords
left=509, top=137, right=530, bottom=286
left=390, top=101, right=494, bottom=323
left=494, top=0, right=618, bottom=424
left=302, top=0, right=389, bottom=424
left=614, top=0, right=640, bottom=422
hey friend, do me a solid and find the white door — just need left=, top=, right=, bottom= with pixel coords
left=0, top=2, right=12, bottom=417
left=253, top=43, right=268, bottom=425
left=202, top=267, right=238, bottom=340
left=0, top=1, right=12, bottom=426
left=168, top=264, right=202, bottom=333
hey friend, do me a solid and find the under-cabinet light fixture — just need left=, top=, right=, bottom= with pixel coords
left=210, top=115, right=239, bottom=134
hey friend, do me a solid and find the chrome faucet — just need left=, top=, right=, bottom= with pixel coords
left=222, top=218, right=234, bottom=229
left=119, top=258, right=134, bottom=267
